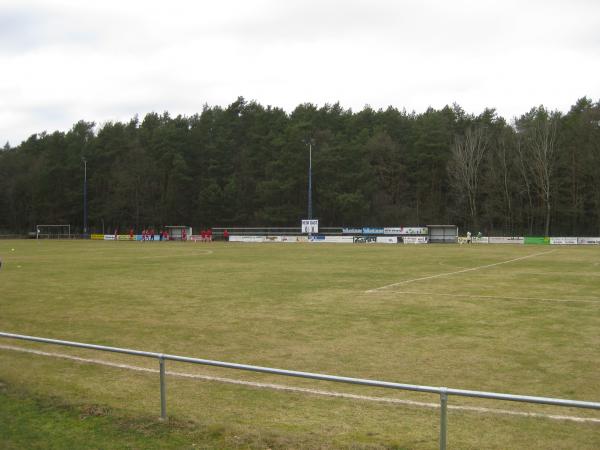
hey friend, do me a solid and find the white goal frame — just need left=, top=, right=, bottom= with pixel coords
left=36, top=224, right=71, bottom=239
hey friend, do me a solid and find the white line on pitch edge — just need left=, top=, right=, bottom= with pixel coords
left=389, top=291, right=600, bottom=304
left=1, top=344, right=598, bottom=424
left=365, top=250, right=556, bottom=293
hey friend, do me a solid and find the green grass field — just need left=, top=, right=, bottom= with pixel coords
left=1, top=240, right=599, bottom=449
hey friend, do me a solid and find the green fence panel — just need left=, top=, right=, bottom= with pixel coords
left=524, top=236, right=550, bottom=245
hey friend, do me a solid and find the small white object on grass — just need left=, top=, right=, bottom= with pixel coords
left=11, top=248, right=15, bottom=251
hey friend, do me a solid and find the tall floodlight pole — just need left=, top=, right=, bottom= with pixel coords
left=83, top=158, right=88, bottom=237
left=307, top=141, right=313, bottom=220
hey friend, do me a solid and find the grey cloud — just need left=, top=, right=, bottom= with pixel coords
left=220, top=1, right=409, bottom=42
left=0, top=6, right=99, bottom=54
left=211, top=0, right=515, bottom=61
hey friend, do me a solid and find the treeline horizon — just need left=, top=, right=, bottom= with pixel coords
left=1, top=97, right=599, bottom=236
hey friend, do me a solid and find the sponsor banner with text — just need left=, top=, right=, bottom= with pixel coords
left=362, top=227, right=384, bottom=234
left=403, top=236, right=428, bottom=244
left=91, top=234, right=104, bottom=240
left=285, top=235, right=308, bottom=243
left=310, top=235, right=354, bottom=243
left=403, top=227, right=428, bottom=235
left=577, top=237, right=600, bottom=245
left=550, top=237, right=578, bottom=245
left=229, top=235, right=265, bottom=243
left=376, top=236, right=398, bottom=244
left=342, top=228, right=362, bottom=234
left=354, top=236, right=377, bottom=243
left=488, top=237, right=524, bottom=244
left=383, top=227, right=428, bottom=235
left=263, top=235, right=309, bottom=243
left=473, top=237, right=489, bottom=244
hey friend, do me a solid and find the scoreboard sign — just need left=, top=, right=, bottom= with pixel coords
left=302, top=219, right=319, bottom=234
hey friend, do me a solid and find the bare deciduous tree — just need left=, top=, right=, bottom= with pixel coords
left=496, top=133, right=514, bottom=233
left=516, top=138, right=535, bottom=235
left=519, top=109, right=560, bottom=236
left=448, top=126, right=488, bottom=228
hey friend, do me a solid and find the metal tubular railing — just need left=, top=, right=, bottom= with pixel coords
left=1, top=331, right=599, bottom=450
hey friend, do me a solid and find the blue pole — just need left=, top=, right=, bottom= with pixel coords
left=83, top=159, right=88, bottom=237
left=308, top=142, right=312, bottom=220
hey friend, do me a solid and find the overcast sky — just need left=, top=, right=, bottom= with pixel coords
left=1, top=0, right=599, bottom=145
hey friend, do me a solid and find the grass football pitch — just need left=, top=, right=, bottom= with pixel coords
left=1, top=240, right=599, bottom=449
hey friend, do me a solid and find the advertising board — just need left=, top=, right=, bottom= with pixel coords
left=383, top=227, right=428, bottom=235
left=91, top=234, right=104, bottom=240
left=403, top=236, right=428, bottom=244
left=354, top=236, right=377, bottom=243
left=229, top=235, right=265, bottom=243
left=549, top=237, right=578, bottom=245
left=488, top=237, right=524, bottom=244
left=310, top=236, right=353, bottom=243
left=472, top=237, right=489, bottom=244
left=524, top=237, right=550, bottom=245
left=578, top=237, right=600, bottom=245
left=403, top=227, right=428, bottom=235
left=342, top=228, right=362, bottom=234
left=282, top=235, right=308, bottom=243
left=376, top=236, right=398, bottom=244
left=328, top=236, right=354, bottom=243
left=362, top=227, right=384, bottom=234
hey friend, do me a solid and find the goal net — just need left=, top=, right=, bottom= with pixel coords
left=36, top=224, right=71, bottom=239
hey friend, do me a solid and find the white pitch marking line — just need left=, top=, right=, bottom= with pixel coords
left=366, top=250, right=556, bottom=293
left=389, top=291, right=600, bottom=304
left=135, top=250, right=214, bottom=259
left=1, top=344, right=598, bottom=424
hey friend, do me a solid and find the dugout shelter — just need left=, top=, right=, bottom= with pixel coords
left=427, top=225, right=458, bottom=243
left=165, top=226, right=192, bottom=241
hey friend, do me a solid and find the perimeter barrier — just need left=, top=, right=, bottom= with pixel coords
left=1, top=331, right=599, bottom=450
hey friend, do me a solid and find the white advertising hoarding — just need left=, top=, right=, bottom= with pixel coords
left=403, top=236, right=428, bottom=244
left=376, top=236, right=398, bottom=244
left=262, top=236, right=308, bottom=243
left=384, top=227, right=428, bottom=235
left=310, top=236, right=354, bottom=243
left=578, top=237, right=600, bottom=245
left=488, top=237, right=524, bottom=244
left=229, top=235, right=265, bottom=243
left=550, top=237, right=578, bottom=245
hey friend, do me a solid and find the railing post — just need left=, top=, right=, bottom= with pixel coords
left=440, top=387, right=448, bottom=450
left=159, top=355, right=167, bottom=420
